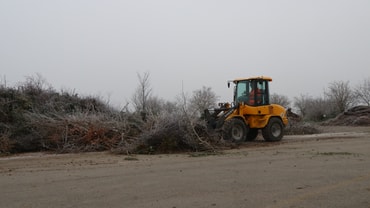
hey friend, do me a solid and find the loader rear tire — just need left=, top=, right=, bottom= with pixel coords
left=262, top=117, right=284, bottom=142
left=223, top=118, right=247, bottom=143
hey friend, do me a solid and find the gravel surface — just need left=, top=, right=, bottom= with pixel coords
left=1, top=126, right=370, bottom=208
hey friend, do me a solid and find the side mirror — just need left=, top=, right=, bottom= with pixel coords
left=227, top=80, right=232, bottom=88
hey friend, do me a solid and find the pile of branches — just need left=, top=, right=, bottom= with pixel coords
left=322, top=106, right=370, bottom=126
left=0, top=79, right=223, bottom=154
left=0, top=80, right=142, bottom=154
left=284, top=109, right=321, bottom=135
left=113, top=111, right=225, bottom=154
left=22, top=112, right=142, bottom=153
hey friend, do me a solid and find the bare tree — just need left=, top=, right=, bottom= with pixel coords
left=179, top=85, right=215, bottom=151
left=270, top=93, right=290, bottom=108
left=0, top=75, right=6, bottom=88
left=131, top=71, right=152, bottom=119
left=324, top=80, right=354, bottom=113
left=145, top=96, right=178, bottom=116
left=190, top=86, right=218, bottom=117
left=294, top=93, right=340, bottom=121
left=354, top=77, right=370, bottom=106
left=19, top=73, right=53, bottom=94
left=145, top=96, right=163, bottom=116
left=293, top=94, right=311, bottom=117
left=161, top=100, right=178, bottom=114
left=306, top=97, right=336, bottom=121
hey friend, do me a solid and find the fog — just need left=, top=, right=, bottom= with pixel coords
left=1, top=0, right=369, bottom=108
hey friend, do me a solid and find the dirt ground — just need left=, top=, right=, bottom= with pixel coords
left=1, top=126, right=370, bottom=208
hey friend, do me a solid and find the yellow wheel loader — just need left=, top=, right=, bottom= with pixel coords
left=204, top=76, right=289, bottom=142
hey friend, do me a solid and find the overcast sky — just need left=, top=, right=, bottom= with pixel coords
left=1, top=0, right=369, bottom=108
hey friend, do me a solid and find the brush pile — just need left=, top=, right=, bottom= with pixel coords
left=0, top=79, right=220, bottom=154
left=322, top=106, right=370, bottom=126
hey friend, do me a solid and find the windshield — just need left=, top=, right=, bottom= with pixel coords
left=234, top=79, right=269, bottom=106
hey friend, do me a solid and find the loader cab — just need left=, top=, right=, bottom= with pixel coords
left=233, top=77, right=270, bottom=106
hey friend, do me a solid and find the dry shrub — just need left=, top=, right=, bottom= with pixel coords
left=0, top=131, right=13, bottom=154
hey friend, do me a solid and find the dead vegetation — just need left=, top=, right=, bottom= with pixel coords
left=1, top=75, right=368, bottom=155
left=285, top=105, right=370, bottom=135
left=322, top=106, right=370, bottom=126
left=114, top=112, right=220, bottom=154
left=283, top=108, right=321, bottom=135
left=0, top=77, right=224, bottom=154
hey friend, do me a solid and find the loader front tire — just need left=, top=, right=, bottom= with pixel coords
left=262, top=117, right=284, bottom=142
left=223, top=118, right=247, bottom=143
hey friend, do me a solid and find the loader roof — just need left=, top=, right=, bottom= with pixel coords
left=233, top=76, right=272, bottom=83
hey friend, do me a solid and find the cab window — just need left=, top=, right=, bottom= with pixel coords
left=253, top=80, right=269, bottom=106
left=235, top=81, right=249, bottom=104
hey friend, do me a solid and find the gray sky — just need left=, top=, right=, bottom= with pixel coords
left=1, top=0, right=370, bottom=108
